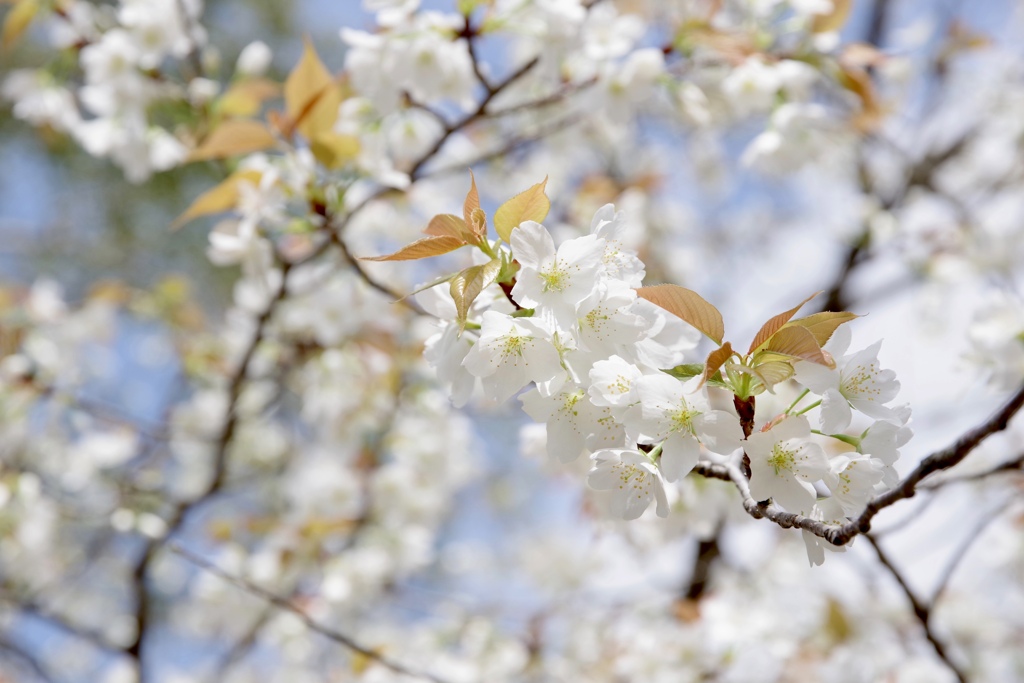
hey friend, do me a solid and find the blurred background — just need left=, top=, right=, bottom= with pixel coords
left=1, top=1, right=1023, bottom=682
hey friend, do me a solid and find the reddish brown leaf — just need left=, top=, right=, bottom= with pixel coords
left=747, top=291, right=821, bottom=354
left=785, top=311, right=859, bottom=347
left=361, top=235, right=465, bottom=262
left=762, top=326, right=827, bottom=365
left=636, top=284, right=725, bottom=344
left=699, top=342, right=733, bottom=389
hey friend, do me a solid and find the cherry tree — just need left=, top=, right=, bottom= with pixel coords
left=1, top=1, right=1023, bottom=682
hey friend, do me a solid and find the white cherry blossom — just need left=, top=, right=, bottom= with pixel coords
left=795, top=326, right=902, bottom=432
left=589, top=203, right=645, bottom=287
left=521, top=385, right=620, bottom=462
left=632, top=374, right=743, bottom=481
left=462, top=311, right=563, bottom=403
left=802, top=497, right=849, bottom=567
left=825, top=454, right=885, bottom=516
left=588, top=355, right=644, bottom=416
left=510, top=221, right=606, bottom=326
left=587, top=448, right=669, bottom=520
left=747, top=415, right=830, bottom=513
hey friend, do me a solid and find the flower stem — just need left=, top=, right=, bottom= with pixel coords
left=479, top=238, right=498, bottom=259
left=784, top=388, right=810, bottom=415
left=793, top=399, right=821, bottom=416
left=811, top=429, right=860, bottom=447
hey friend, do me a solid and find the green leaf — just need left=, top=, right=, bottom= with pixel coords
left=450, top=259, right=501, bottom=321
left=751, top=360, right=795, bottom=393
left=748, top=291, right=821, bottom=354
left=218, top=78, right=281, bottom=117
left=664, top=363, right=704, bottom=380
left=361, top=235, right=466, bottom=261
left=494, top=177, right=550, bottom=243
left=397, top=273, right=457, bottom=302
left=309, top=132, right=360, bottom=169
left=636, top=284, right=725, bottom=344
left=812, top=0, right=851, bottom=33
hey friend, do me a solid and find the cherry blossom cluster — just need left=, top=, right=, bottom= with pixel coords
left=2, top=0, right=885, bottom=192
left=415, top=200, right=911, bottom=564
left=1, top=0, right=215, bottom=181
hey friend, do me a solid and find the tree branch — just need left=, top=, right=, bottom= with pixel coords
left=691, top=385, right=1024, bottom=548
left=0, top=637, right=55, bottom=683
left=865, top=533, right=968, bottom=683
left=829, top=384, right=1024, bottom=545
left=930, top=498, right=1016, bottom=606
left=128, top=261, right=296, bottom=671
left=922, top=452, right=1024, bottom=489
left=170, top=543, right=450, bottom=683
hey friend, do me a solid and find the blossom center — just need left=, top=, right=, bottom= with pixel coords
left=609, top=374, right=630, bottom=394
left=670, top=405, right=700, bottom=434
left=767, top=443, right=796, bottom=475
left=501, top=334, right=529, bottom=358
left=613, top=462, right=652, bottom=500
left=842, top=362, right=879, bottom=397
left=540, top=260, right=570, bottom=292
left=561, top=390, right=582, bottom=417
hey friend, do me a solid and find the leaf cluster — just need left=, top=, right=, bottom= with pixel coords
left=640, top=285, right=857, bottom=398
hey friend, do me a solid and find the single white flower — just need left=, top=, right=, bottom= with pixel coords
left=858, top=407, right=912, bottom=488
left=967, top=290, right=1024, bottom=389
left=795, top=325, right=902, bottom=432
left=510, top=221, right=606, bottom=326
left=2, top=70, right=81, bottom=133
left=418, top=285, right=514, bottom=407
left=236, top=41, right=273, bottom=77
left=632, top=374, right=744, bottom=481
left=825, top=454, right=885, bottom=516
left=599, top=48, right=665, bottom=124
left=742, top=103, right=836, bottom=174
left=588, top=355, right=644, bottom=416
left=587, top=449, right=668, bottom=520
left=747, top=415, right=829, bottom=513
left=574, top=283, right=646, bottom=357
left=802, top=497, right=849, bottom=567
left=589, top=203, right=645, bottom=286
left=462, top=311, right=563, bottom=403
left=521, top=385, right=622, bottom=462
left=721, top=56, right=781, bottom=117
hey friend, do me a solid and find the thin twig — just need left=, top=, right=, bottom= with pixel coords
left=205, top=606, right=274, bottom=682
left=930, top=497, right=1016, bottom=605
left=829, top=384, right=1024, bottom=545
left=0, top=637, right=55, bottom=683
left=170, top=543, right=450, bottom=683
left=865, top=534, right=968, bottom=683
left=684, top=521, right=723, bottom=600
left=922, top=453, right=1024, bottom=489
left=0, top=597, right=122, bottom=655
left=688, top=385, right=1024, bottom=547
left=462, top=16, right=494, bottom=95
left=428, top=115, right=582, bottom=178
left=128, top=261, right=296, bottom=668
left=408, top=56, right=540, bottom=180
